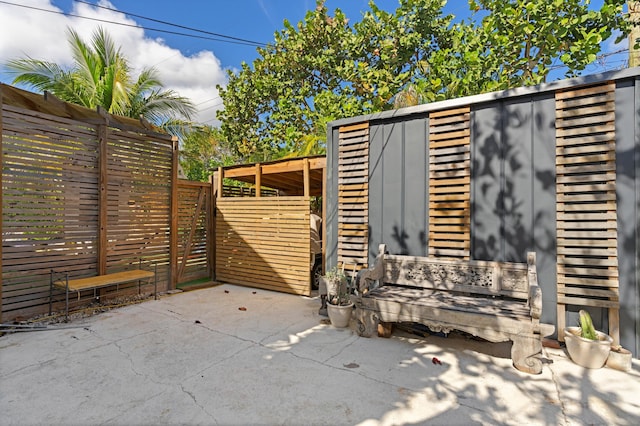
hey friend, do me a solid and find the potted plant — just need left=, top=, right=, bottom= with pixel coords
left=564, top=310, right=613, bottom=369
left=323, top=266, right=353, bottom=328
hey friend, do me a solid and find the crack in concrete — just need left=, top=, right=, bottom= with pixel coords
left=180, top=384, right=219, bottom=424
left=545, top=348, right=570, bottom=426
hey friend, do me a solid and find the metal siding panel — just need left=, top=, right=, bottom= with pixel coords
left=532, top=93, right=558, bottom=329
left=382, top=122, right=404, bottom=255
left=503, top=98, right=533, bottom=263
left=616, top=79, right=639, bottom=357
left=404, top=117, right=428, bottom=257
left=472, top=103, right=503, bottom=261
left=368, top=123, right=384, bottom=264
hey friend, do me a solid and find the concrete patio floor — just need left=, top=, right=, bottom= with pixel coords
left=1, top=284, right=639, bottom=426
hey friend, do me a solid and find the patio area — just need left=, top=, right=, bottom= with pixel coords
left=1, top=284, right=638, bottom=425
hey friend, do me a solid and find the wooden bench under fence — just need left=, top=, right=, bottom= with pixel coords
left=49, top=259, right=157, bottom=320
left=352, top=244, right=555, bottom=374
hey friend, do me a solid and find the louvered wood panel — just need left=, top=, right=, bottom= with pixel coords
left=338, top=122, right=369, bottom=270
left=555, top=82, right=620, bottom=343
left=215, top=197, right=311, bottom=295
left=105, top=129, right=172, bottom=283
left=428, top=107, right=471, bottom=259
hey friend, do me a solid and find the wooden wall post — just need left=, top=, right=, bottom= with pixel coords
left=255, top=163, right=262, bottom=197
left=97, top=108, right=109, bottom=275
left=217, top=167, right=223, bottom=198
left=303, top=158, right=310, bottom=197
left=209, top=173, right=216, bottom=280
left=169, top=137, right=179, bottom=290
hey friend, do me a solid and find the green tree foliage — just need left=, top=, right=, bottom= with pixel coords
left=219, top=0, right=630, bottom=159
left=468, top=0, right=630, bottom=86
left=179, top=126, right=235, bottom=181
left=217, top=0, right=453, bottom=161
left=5, top=27, right=195, bottom=126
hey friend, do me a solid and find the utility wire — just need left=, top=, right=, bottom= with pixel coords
left=73, top=0, right=266, bottom=47
left=0, top=1, right=265, bottom=47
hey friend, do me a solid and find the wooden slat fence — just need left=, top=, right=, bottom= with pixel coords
left=1, top=85, right=176, bottom=321
left=555, top=81, right=620, bottom=343
left=338, top=122, right=369, bottom=270
left=215, top=197, right=311, bottom=295
left=428, top=107, right=471, bottom=259
left=2, top=105, right=100, bottom=318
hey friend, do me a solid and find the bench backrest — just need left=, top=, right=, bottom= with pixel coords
left=380, top=250, right=533, bottom=301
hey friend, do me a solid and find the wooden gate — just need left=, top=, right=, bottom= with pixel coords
left=176, top=180, right=213, bottom=284
left=215, top=197, right=311, bottom=296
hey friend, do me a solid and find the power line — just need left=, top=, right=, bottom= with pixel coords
left=73, top=0, right=266, bottom=47
left=0, top=1, right=265, bottom=47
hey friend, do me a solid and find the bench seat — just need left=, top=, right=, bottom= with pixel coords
left=55, top=270, right=155, bottom=292
left=352, top=244, right=554, bottom=374
left=50, top=264, right=157, bottom=320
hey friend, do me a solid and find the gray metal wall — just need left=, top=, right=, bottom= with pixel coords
left=326, top=69, right=639, bottom=356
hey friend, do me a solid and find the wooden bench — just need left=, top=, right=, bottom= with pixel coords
left=352, top=244, right=555, bottom=374
left=49, top=261, right=157, bottom=320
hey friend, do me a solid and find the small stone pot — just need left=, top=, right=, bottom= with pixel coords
left=564, top=327, right=612, bottom=369
left=606, top=346, right=632, bottom=372
left=327, top=302, right=353, bottom=328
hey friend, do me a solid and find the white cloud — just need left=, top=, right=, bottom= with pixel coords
left=0, top=0, right=227, bottom=124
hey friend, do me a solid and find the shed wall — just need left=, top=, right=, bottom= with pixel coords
left=326, top=70, right=640, bottom=356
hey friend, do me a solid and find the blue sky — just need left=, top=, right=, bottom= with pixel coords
left=0, top=1, right=629, bottom=125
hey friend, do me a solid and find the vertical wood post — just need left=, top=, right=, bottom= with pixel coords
left=217, top=167, right=223, bottom=198
left=209, top=174, right=216, bottom=280
left=169, top=137, right=179, bottom=290
left=97, top=108, right=109, bottom=276
left=303, top=158, right=310, bottom=197
left=255, top=163, right=261, bottom=197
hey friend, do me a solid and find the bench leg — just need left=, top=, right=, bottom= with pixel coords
left=377, top=322, right=394, bottom=338
left=355, top=308, right=377, bottom=337
left=511, top=334, right=543, bottom=374
left=49, top=270, right=53, bottom=316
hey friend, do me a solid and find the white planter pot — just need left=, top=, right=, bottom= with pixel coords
left=606, top=346, right=632, bottom=372
left=564, top=326, right=612, bottom=369
left=327, top=302, right=353, bottom=328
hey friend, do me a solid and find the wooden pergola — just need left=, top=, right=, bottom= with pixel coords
left=214, top=155, right=326, bottom=197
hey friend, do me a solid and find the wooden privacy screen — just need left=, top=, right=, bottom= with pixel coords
left=337, top=123, right=370, bottom=270
left=106, top=128, right=172, bottom=272
left=428, top=107, right=471, bottom=259
left=177, top=180, right=213, bottom=284
left=215, top=197, right=311, bottom=295
left=2, top=105, right=100, bottom=316
left=555, top=82, right=620, bottom=343
left=1, top=86, right=175, bottom=321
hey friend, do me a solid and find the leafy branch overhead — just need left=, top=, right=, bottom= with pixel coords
left=218, top=0, right=631, bottom=161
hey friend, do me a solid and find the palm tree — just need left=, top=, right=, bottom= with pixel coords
left=4, top=26, right=195, bottom=127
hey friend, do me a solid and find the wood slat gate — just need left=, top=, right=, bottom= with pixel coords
left=215, top=197, right=311, bottom=295
left=177, top=180, right=213, bottom=284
